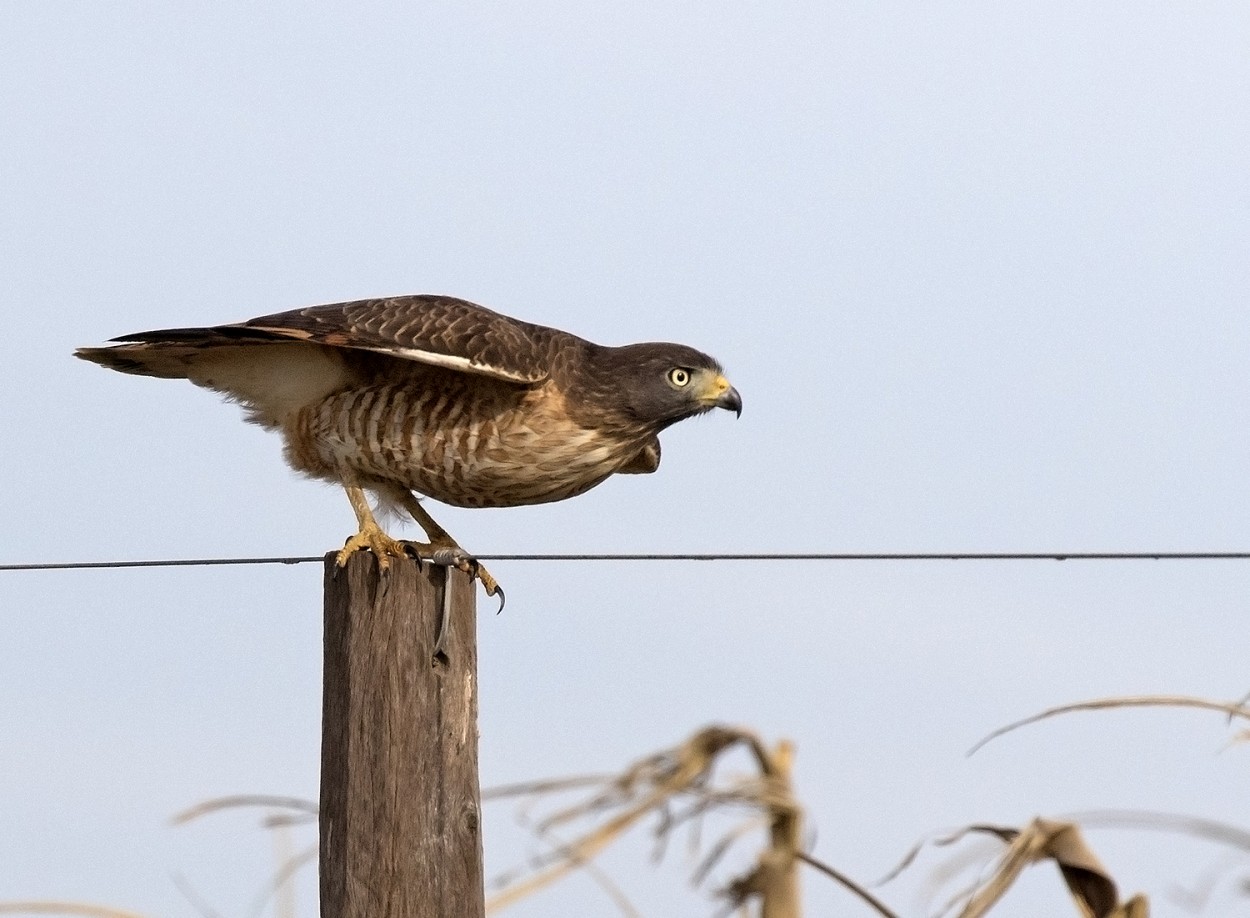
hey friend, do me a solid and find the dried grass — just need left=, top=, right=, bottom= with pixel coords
left=484, top=724, right=809, bottom=917
left=886, top=819, right=1147, bottom=918
left=969, top=694, right=1250, bottom=755
left=17, top=687, right=1250, bottom=916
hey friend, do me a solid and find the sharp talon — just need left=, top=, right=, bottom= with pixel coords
left=493, top=584, right=506, bottom=615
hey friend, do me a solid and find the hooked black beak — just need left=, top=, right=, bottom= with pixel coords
left=716, top=384, right=742, bottom=418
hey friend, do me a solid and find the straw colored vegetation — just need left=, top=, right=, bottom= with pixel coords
left=7, top=693, right=1250, bottom=916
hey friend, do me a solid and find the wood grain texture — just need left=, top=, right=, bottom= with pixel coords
left=320, top=552, right=484, bottom=918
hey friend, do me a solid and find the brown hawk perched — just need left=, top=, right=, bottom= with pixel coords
left=76, top=295, right=741, bottom=600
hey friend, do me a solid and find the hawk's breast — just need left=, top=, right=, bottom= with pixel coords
left=284, top=379, right=643, bottom=508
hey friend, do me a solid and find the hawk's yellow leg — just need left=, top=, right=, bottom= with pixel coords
left=391, top=490, right=504, bottom=603
left=336, top=486, right=412, bottom=570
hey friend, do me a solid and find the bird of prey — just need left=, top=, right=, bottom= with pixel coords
left=76, top=295, right=742, bottom=602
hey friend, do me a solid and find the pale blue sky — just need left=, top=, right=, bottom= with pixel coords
left=3, top=3, right=1249, bottom=915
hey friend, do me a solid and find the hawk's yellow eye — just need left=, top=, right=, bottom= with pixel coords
left=667, top=368, right=691, bottom=387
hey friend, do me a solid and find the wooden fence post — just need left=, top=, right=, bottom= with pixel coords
left=319, top=551, right=485, bottom=918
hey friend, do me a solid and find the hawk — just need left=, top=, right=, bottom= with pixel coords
left=76, top=295, right=741, bottom=601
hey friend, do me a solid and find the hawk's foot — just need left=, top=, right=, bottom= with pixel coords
left=336, top=521, right=412, bottom=572
left=385, top=489, right=505, bottom=612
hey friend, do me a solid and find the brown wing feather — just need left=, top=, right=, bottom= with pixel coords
left=239, top=294, right=562, bottom=384
left=76, top=295, right=571, bottom=427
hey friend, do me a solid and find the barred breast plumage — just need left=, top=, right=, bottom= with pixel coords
left=76, top=294, right=742, bottom=600
left=285, top=376, right=635, bottom=509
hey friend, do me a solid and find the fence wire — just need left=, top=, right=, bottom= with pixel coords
left=4, top=552, right=1250, bottom=572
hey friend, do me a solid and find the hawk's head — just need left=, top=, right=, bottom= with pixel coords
left=588, top=342, right=742, bottom=431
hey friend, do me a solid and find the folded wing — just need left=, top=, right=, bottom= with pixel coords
left=75, top=294, right=556, bottom=426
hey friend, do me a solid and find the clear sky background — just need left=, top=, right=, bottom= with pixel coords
left=3, top=3, right=1249, bottom=915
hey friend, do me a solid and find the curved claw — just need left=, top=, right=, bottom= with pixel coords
left=490, top=584, right=506, bottom=615
left=400, top=542, right=425, bottom=571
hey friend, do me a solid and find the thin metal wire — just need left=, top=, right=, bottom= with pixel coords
left=2, top=552, right=1250, bottom=572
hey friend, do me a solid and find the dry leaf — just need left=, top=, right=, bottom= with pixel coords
left=950, top=819, right=1143, bottom=918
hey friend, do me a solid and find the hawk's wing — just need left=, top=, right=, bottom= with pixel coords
left=119, top=295, right=555, bottom=385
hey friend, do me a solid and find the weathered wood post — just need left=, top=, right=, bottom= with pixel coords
left=320, top=551, right=485, bottom=918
